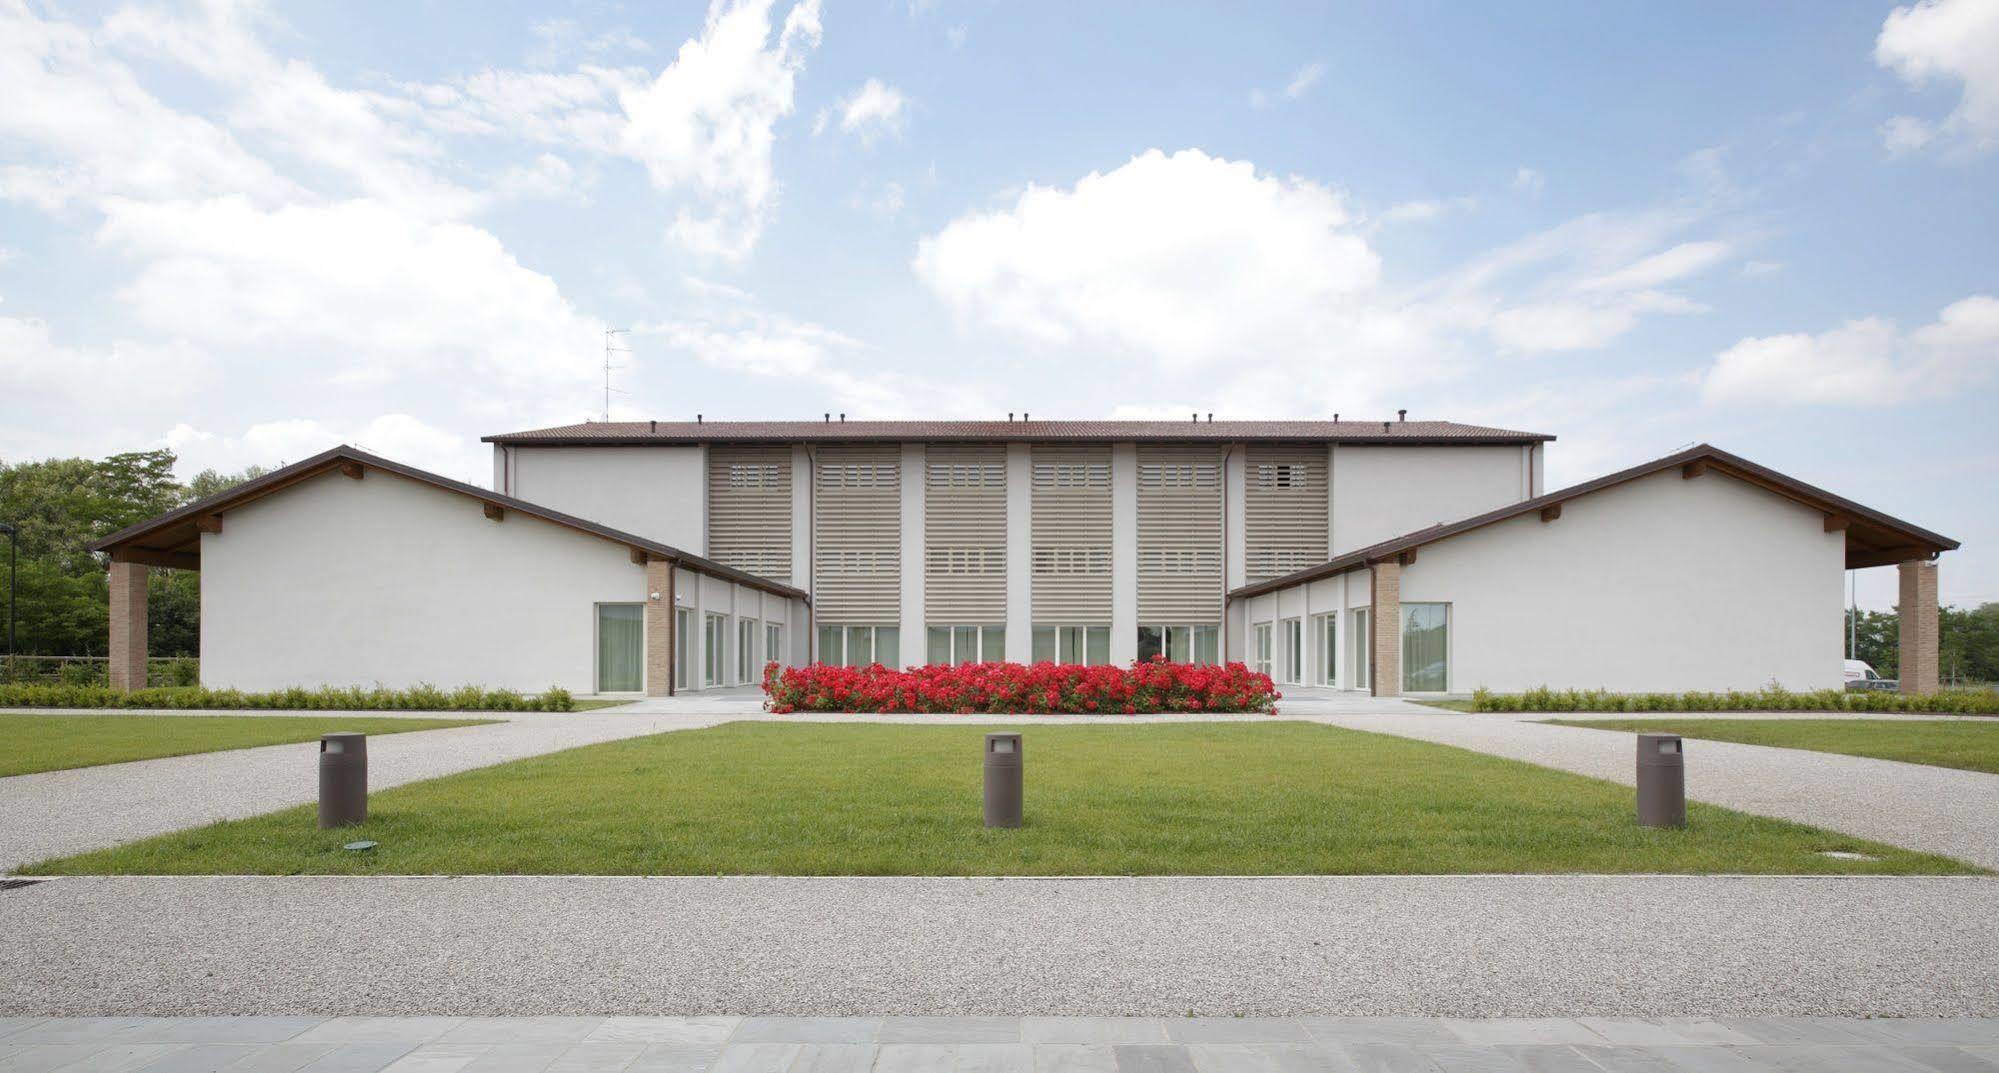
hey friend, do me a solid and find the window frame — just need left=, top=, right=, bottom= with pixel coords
left=1400, top=601, right=1452, bottom=694
left=1312, top=613, right=1338, bottom=686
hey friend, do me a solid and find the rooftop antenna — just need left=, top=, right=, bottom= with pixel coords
left=602, top=328, right=630, bottom=423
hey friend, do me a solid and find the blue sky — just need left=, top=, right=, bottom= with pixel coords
left=2, top=0, right=1995, bottom=609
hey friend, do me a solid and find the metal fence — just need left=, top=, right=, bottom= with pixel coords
left=0, top=655, right=199, bottom=688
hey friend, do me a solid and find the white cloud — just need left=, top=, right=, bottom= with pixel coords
left=1512, top=166, right=1545, bottom=193
left=163, top=414, right=486, bottom=485
left=620, top=0, right=823, bottom=261
left=1250, top=61, right=1325, bottom=108
left=820, top=78, right=908, bottom=143
left=1876, top=0, right=1999, bottom=151
left=914, top=149, right=1383, bottom=373
left=1576, top=240, right=1732, bottom=294
left=1741, top=260, right=1785, bottom=277
left=637, top=283, right=910, bottom=410
left=858, top=180, right=906, bottom=219
left=97, top=196, right=605, bottom=390
left=1379, top=196, right=1477, bottom=224
left=397, top=66, right=640, bottom=155
left=1703, top=295, right=1999, bottom=405
left=1880, top=114, right=1937, bottom=154
left=0, top=310, right=209, bottom=410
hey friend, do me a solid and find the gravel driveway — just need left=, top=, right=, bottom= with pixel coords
left=2, top=875, right=1995, bottom=1017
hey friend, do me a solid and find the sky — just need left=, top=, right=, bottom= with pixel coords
left=1, top=0, right=1995, bottom=610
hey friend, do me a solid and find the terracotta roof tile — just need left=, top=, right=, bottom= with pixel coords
left=483, top=418, right=1555, bottom=446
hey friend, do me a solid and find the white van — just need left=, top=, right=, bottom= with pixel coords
left=1844, top=659, right=1895, bottom=691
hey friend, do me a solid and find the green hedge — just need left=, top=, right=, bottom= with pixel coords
left=1470, top=685, right=1999, bottom=715
left=0, top=683, right=576, bottom=712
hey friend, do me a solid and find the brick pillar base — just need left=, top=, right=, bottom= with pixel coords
left=107, top=558, right=148, bottom=691
left=1898, top=559, right=1939, bottom=696
left=644, top=558, right=676, bottom=696
left=1370, top=560, right=1401, bottom=698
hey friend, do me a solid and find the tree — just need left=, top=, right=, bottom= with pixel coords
left=1843, top=603, right=1999, bottom=685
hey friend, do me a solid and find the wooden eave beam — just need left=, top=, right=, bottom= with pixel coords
left=339, top=461, right=364, bottom=480
left=1681, top=459, right=1708, bottom=480
left=195, top=514, right=223, bottom=534
left=109, top=547, right=200, bottom=570
left=1540, top=503, right=1562, bottom=523
left=1824, top=514, right=1850, bottom=533
left=630, top=547, right=650, bottom=565
left=483, top=502, right=505, bottom=522
left=1397, top=548, right=1418, bottom=567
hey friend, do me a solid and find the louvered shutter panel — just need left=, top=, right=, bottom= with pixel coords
left=706, top=447, right=792, bottom=583
left=1030, top=444, right=1113, bottom=625
left=924, top=444, right=1007, bottom=623
left=1136, top=445, right=1223, bottom=624
left=1244, top=445, right=1329, bottom=583
left=813, top=445, right=901, bottom=622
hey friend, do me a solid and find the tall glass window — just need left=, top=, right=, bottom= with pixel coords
left=1313, top=614, right=1338, bottom=686
left=1138, top=625, right=1219, bottom=665
left=1352, top=609, right=1371, bottom=690
left=1401, top=603, right=1450, bottom=693
left=1281, top=618, right=1303, bottom=684
left=675, top=608, right=692, bottom=689
left=1253, top=622, right=1273, bottom=677
left=765, top=623, right=782, bottom=674
left=705, top=612, right=726, bottom=687
left=818, top=625, right=898, bottom=667
left=1035, top=625, right=1111, bottom=664
left=926, top=625, right=1005, bottom=665
left=596, top=603, right=643, bottom=693
left=737, top=618, right=756, bottom=683
left=1193, top=626, right=1218, bottom=665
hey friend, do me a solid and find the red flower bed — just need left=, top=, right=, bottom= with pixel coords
left=761, top=658, right=1280, bottom=715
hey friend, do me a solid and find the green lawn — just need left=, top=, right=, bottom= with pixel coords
left=1545, top=717, right=1999, bottom=775
left=0, top=713, right=494, bottom=778
left=28, top=722, right=1974, bottom=877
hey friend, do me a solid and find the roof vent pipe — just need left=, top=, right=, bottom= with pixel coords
left=1398, top=409, right=1407, bottom=422
left=1008, top=412, right=1014, bottom=422
left=839, top=413, right=846, bottom=422
left=824, top=413, right=830, bottom=422
left=1206, top=413, right=1213, bottom=423
left=1024, top=412, right=1030, bottom=422
left=649, top=419, right=657, bottom=433
left=697, top=414, right=703, bottom=423
left=1333, top=413, right=1339, bottom=423
left=1382, top=421, right=1391, bottom=432
left=1191, top=412, right=1198, bottom=423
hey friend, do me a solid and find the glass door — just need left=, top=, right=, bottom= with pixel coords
left=596, top=603, right=643, bottom=693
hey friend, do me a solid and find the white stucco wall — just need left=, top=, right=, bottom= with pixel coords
left=1331, top=445, right=1533, bottom=555
left=1390, top=468, right=1844, bottom=693
left=201, top=468, right=647, bottom=693
left=499, top=445, right=706, bottom=552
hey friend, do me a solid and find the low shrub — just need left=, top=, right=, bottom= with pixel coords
left=762, top=658, right=1281, bottom=715
left=1468, top=684, right=1999, bottom=716
left=0, top=682, right=577, bottom=712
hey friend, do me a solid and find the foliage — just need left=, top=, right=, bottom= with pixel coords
left=0, top=713, right=490, bottom=778
left=1544, top=718, right=1999, bottom=776
left=1846, top=603, right=1999, bottom=685
left=0, top=682, right=577, bottom=711
left=763, top=658, right=1280, bottom=714
left=1469, top=684, right=1999, bottom=715
left=0, top=451, right=269, bottom=657
left=29, top=722, right=1972, bottom=877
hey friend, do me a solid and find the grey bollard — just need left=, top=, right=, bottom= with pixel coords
left=1636, top=732, right=1685, bottom=828
left=984, top=732, right=1022, bottom=828
left=319, top=732, right=368, bottom=829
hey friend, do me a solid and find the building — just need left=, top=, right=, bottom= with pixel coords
left=92, top=417, right=1957, bottom=699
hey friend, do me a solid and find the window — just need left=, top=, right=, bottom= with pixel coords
left=1313, top=614, right=1338, bottom=686
left=1031, top=547, right=1111, bottom=575
left=726, top=462, right=781, bottom=489
left=1352, top=608, right=1371, bottom=690
left=1252, top=622, right=1273, bottom=677
left=704, top=613, right=726, bottom=687
left=675, top=608, right=692, bottom=689
left=596, top=604, right=643, bottom=693
left=1253, top=462, right=1305, bottom=489
left=1281, top=618, right=1303, bottom=685
left=817, top=625, right=899, bottom=668
left=1402, top=602, right=1450, bottom=693
left=1032, top=625, right=1110, bottom=665
left=765, top=623, right=782, bottom=673
left=927, top=625, right=1005, bottom=665
left=737, top=618, right=756, bottom=684
left=1136, top=625, right=1219, bottom=665
left=926, top=547, right=1005, bottom=574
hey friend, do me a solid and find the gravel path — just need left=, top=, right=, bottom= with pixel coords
left=0, top=710, right=731, bottom=872
left=1313, top=710, right=1999, bottom=870
left=3, top=875, right=1995, bottom=1017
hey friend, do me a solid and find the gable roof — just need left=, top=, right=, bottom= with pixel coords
left=1227, top=443, right=1959, bottom=600
left=90, top=445, right=808, bottom=602
left=484, top=417, right=1554, bottom=447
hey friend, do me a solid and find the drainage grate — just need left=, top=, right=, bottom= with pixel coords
left=0, top=879, right=44, bottom=892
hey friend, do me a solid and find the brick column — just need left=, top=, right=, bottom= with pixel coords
left=1369, top=560, right=1401, bottom=698
left=1898, top=559, right=1939, bottom=696
left=107, top=558, right=148, bottom=691
left=645, top=558, right=676, bottom=696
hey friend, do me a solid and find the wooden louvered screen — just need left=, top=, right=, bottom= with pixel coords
left=1136, top=445, right=1223, bottom=624
left=1030, top=444, right=1113, bottom=625
left=924, top=444, right=1007, bottom=623
left=706, top=447, right=793, bottom=583
left=813, top=445, right=901, bottom=623
left=1245, top=445, right=1329, bottom=583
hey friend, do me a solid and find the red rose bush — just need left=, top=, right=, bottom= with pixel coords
left=761, top=658, right=1280, bottom=715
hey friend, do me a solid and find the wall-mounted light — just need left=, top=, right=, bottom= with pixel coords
left=648, top=591, right=662, bottom=601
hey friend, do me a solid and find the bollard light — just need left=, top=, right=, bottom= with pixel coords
left=1635, top=732, right=1686, bottom=828
left=983, top=732, right=1022, bottom=828
left=319, top=732, right=369, bottom=829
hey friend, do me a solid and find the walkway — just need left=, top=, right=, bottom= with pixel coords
left=3, top=875, right=1997, bottom=1018
left=0, top=709, right=731, bottom=873
left=1311, top=709, right=1999, bottom=870
left=3, top=1014, right=1999, bottom=1073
